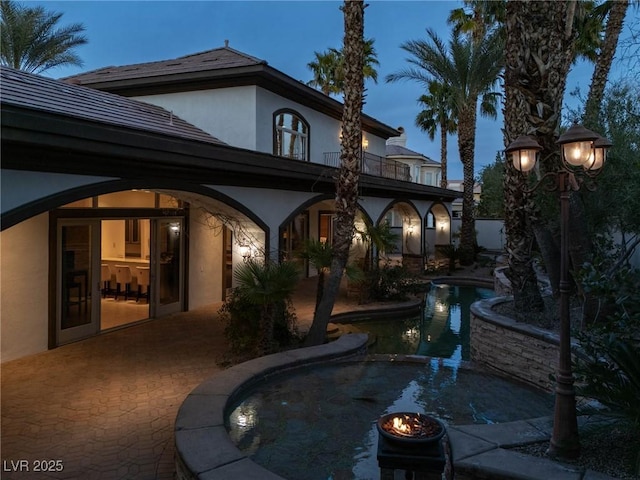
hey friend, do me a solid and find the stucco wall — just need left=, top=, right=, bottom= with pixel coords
left=133, top=87, right=258, bottom=150
left=188, top=208, right=223, bottom=308
left=1, top=213, right=50, bottom=363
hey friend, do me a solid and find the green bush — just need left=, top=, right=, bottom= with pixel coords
left=219, top=288, right=299, bottom=357
left=361, top=262, right=425, bottom=302
left=574, top=262, right=640, bottom=476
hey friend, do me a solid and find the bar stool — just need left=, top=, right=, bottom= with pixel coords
left=136, top=267, right=150, bottom=303
left=114, top=265, right=132, bottom=301
left=101, top=264, right=113, bottom=298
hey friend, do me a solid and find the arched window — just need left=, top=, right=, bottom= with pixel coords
left=426, top=212, right=435, bottom=229
left=274, top=110, right=309, bottom=161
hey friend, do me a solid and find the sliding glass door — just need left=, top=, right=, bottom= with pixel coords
left=57, top=220, right=101, bottom=344
left=151, top=218, right=184, bottom=317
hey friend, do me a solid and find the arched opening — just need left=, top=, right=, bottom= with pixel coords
left=425, top=203, right=451, bottom=264
left=1, top=185, right=267, bottom=359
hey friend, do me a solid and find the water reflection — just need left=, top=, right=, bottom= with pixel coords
left=227, top=361, right=554, bottom=480
left=357, top=284, right=495, bottom=363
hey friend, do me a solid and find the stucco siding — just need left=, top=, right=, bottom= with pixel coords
left=1, top=214, right=50, bottom=363
left=1, top=170, right=115, bottom=216
left=188, top=208, right=223, bottom=308
left=133, top=87, right=258, bottom=150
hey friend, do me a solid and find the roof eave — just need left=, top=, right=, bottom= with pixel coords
left=66, top=64, right=400, bottom=139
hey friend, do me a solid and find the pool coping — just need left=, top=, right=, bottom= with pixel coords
left=174, top=333, right=369, bottom=480
left=174, top=333, right=616, bottom=480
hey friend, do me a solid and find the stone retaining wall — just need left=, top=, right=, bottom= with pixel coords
left=470, top=297, right=562, bottom=391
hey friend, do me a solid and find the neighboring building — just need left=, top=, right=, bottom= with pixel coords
left=1, top=45, right=458, bottom=362
left=385, top=127, right=442, bottom=187
left=446, top=180, right=481, bottom=219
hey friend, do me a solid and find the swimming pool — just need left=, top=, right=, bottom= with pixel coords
left=227, top=359, right=554, bottom=480
left=340, top=283, right=495, bottom=361
left=224, top=283, right=551, bottom=480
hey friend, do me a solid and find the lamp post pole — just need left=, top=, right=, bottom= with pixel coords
left=505, top=125, right=611, bottom=460
left=549, top=171, right=580, bottom=459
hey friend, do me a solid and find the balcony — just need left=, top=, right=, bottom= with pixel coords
left=323, top=151, right=411, bottom=182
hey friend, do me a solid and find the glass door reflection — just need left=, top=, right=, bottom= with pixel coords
left=57, top=221, right=100, bottom=344
left=153, top=218, right=183, bottom=316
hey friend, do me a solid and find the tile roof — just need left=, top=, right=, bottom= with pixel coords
left=59, top=44, right=400, bottom=140
left=386, top=144, right=440, bottom=165
left=64, top=46, right=266, bottom=85
left=1, top=66, right=225, bottom=145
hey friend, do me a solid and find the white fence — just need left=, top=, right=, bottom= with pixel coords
left=451, top=218, right=505, bottom=252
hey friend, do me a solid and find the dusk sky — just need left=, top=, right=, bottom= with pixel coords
left=31, top=1, right=638, bottom=181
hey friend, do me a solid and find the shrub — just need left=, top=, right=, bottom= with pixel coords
left=219, top=289, right=300, bottom=357
left=360, top=262, right=425, bottom=302
left=574, top=263, right=640, bottom=476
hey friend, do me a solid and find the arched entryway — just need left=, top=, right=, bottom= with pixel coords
left=425, top=202, right=451, bottom=263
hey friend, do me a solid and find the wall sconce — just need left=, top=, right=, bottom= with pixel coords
left=439, top=221, right=446, bottom=232
left=406, top=224, right=414, bottom=236
left=362, top=137, right=369, bottom=150
left=239, top=238, right=251, bottom=261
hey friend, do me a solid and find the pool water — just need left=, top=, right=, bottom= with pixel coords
left=346, top=284, right=495, bottom=361
left=227, top=360, right=554, bottom=480
left=226, top=284, right=550, bottom=480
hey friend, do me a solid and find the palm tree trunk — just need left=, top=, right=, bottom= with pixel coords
left=457, top=104, right=477, bottom=265
left=306, top=0, right=364, bottom=346
left=584, top=0, right=629, bottom=128
left=503, top=0, right=579, bottom=312
left=440, top=120, right=448, bottom=188
left=579, top=0, right=628, bottom=325
left=315, top=270, right=325, bottom=311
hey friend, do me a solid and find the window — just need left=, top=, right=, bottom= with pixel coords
left=422, top=171, right=433, bottom=186
left=125, top=219, right=142, bottom=258
left=319, top=212, right=336, bottom=245
left=426, top=212, right=435, bottom=229
left=274, top=110, right=309, bottom=161
left=383, top=210, right=403, bottom=228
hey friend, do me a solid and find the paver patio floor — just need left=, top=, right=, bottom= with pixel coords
left=0, top=277, right=375, bottom=480
left=1, top=304, right=228, bottom=480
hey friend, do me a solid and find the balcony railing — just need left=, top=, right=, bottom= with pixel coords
left=322, top=151, right=411, bottom=182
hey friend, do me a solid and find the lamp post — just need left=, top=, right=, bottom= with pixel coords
left=505, top=124, right=611, bottom=460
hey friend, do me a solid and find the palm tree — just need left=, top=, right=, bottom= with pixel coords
left=307, top=37, right=378, bottom=96
left=447, top=0, right=506, bottom=43
left=415, top=81, right=458, bottom=189
left=296, top=239, right=333, bottom=311
left=584, top=0, right=630, bottom=127
left=307, top=49, right=342, bottom=95
left=386, top=29, right=503, bottom=265
left=503, top=0, right=582, bottom=313
left=356, top=217, right=399, bottom=271
left=297, top=238, right=364, bottom=312
left=305, top=0, right=365, bottom=346
left=0, top=0, right=87, bottom=74
left=233, top=259, right=300, bottom=355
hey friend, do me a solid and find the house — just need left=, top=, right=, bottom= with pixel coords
left=1, top=45, right=458, bottom=362
left=446, top=180, right=482, bottom=219
left=385, top=127, right=442, bottom=187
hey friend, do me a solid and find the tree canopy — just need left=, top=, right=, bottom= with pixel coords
left=307, top=37, right=378, bottom=96
left=0, top=0, right=87, bottom=74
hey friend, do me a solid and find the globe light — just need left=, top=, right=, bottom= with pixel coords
left=583, top=135, right=612, bottom=171
left=562, top=141, right=593, bottom=167
left=557, top=124, right=599, bottom=168
left=505, top=135, right=542, bottom=173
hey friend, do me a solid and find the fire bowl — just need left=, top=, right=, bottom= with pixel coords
left=377, top=412, right=445, bottom=445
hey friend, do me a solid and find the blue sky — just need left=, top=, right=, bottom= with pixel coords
left=31, top=1, right=638, bottom=180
